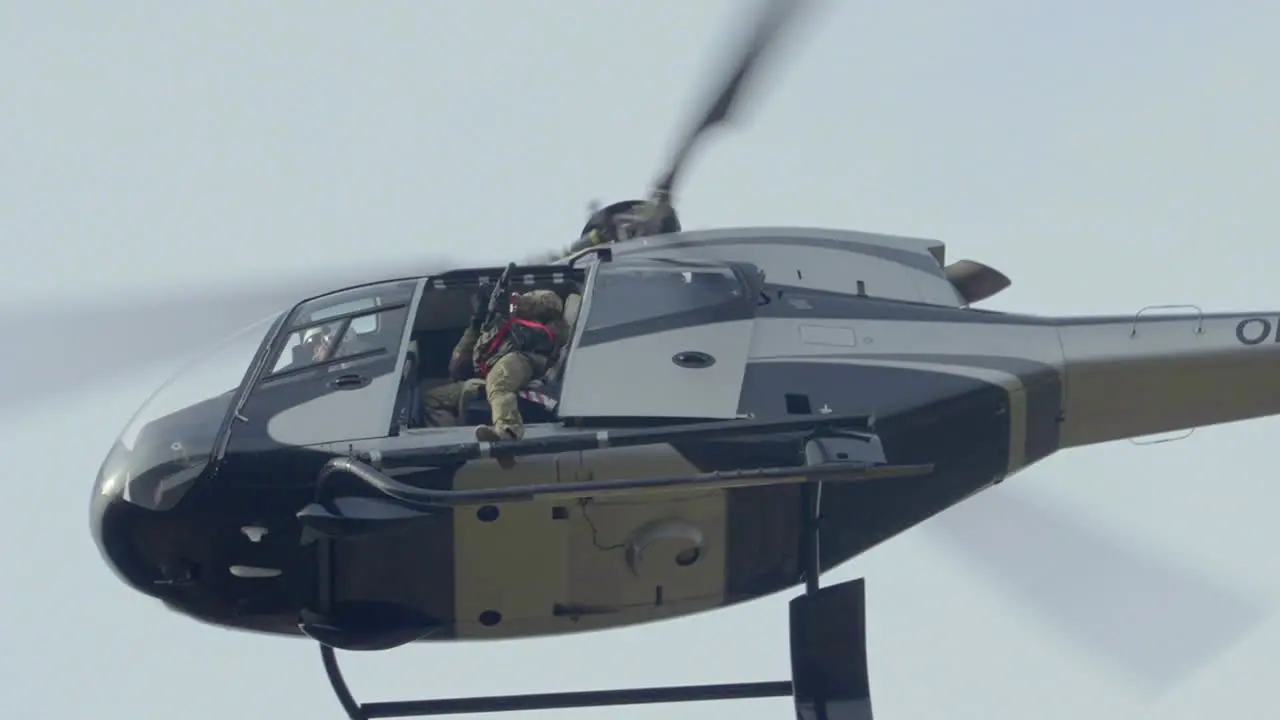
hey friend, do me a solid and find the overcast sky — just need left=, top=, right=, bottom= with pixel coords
left=3, top=1, right=1280, bottom=718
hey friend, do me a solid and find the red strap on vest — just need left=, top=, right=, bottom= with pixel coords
left=477, top=317, right=554, bottom=377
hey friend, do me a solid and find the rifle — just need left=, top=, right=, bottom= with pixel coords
left=479, top=262, right=517, bottom=329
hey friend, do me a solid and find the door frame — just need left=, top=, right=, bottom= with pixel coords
left=556, top=258, right=762, bottom=420
left=224, top=278, right=426, bottom=453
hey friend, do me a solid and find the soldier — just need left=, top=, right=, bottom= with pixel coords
left=423, top=287, right=568, bottom=442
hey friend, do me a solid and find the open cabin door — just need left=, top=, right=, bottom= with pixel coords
left=227, top=279, right=423, bottom=453
left=556, top=259, right=758, bottom=420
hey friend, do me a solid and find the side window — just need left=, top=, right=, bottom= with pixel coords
left=584, top=265, right=745, bottom=332
left=267, top=312, right=400, bottom=375
left=265, top=280, right=417, bottom=378
left=308, top=297, right=381, bottom=334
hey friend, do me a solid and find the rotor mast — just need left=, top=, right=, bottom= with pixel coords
left=569, top=0, right=811, bottom=256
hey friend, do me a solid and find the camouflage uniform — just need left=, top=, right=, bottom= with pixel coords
left=422, top=289, right=569, bottom=440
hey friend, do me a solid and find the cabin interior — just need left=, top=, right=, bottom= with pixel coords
left=396, top=267, right=588, bottom=430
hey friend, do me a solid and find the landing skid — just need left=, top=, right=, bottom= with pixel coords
left=318, top=577, right=874, bottom=719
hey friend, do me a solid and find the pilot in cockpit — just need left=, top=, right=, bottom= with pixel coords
left=303, top=325, right=336, bottom=362
left=300, top=323, right=367, bottom=366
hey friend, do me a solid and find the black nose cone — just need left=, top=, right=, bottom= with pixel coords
left=90, top=453, right=157, bottom=590
left=90, top=431, right=217, bottom=592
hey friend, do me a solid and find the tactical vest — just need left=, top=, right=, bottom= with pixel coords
left=475, top=317, right=556, bottom=377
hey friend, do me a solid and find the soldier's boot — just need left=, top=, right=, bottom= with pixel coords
left=475, top=424, right=523, bottom=441
left=476, top=390, right=525, bottom=469
left=484, top=389, right=527, bottom=438
left=475, top=425, right=519, bottom=469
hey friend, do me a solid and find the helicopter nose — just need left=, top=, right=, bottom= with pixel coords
left=89, top=460, right=161, bottom=591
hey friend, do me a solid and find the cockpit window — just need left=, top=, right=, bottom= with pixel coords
left=584, top=263, right=744, bottom=332
left=268, top=319, right=385, bottom=375
left=305, top=296, right=381, bottom=333
left=265, top=280, right=417, bottom=378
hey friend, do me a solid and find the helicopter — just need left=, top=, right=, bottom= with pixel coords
left=74, top=1, right=1280, bottom=718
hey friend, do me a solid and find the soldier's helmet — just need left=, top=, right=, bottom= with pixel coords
left=515, top=289, right=564, bottom=323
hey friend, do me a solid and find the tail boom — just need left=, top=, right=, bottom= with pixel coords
left=1055, top=311, right=1280, bottom=448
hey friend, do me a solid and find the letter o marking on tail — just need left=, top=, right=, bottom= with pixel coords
left=1235, top=317, right=1272, bottom=345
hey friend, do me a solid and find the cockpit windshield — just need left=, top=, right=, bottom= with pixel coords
left=97, top=313, right=282, bottom=512
left=117, top=313, right=281, bottom=452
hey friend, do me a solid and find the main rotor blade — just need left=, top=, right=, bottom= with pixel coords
left=926, top=485, right=1271, bottom=696
left=650, top=0, right=811, bottom=201
left=0, top=260, right=448, bottom=417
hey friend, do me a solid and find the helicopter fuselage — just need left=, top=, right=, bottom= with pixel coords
left=90, top=226, right=1280, bottom=650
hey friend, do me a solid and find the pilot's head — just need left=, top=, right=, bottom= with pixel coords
left=512, top=290, right=564, bottom=324
left=303, top=325, right=336, bottom=362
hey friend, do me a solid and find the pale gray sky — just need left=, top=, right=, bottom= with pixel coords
left=3, top=1, right=1279, bottom=718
